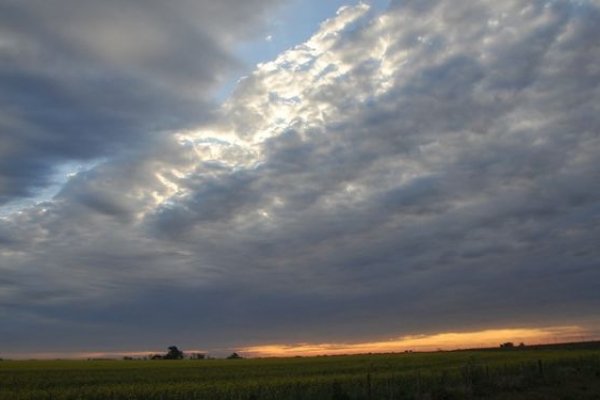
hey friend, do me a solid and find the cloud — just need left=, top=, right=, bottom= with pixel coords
left=0, top=0, right=280, bottom=205
left=1, top=0, right=599, bottom=354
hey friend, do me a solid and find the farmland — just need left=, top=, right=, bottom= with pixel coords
left=1, top=344, right=599, bottom=399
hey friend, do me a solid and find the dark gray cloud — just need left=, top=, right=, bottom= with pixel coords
left=1, top=0, right=600, bottom=355
left=0, top=0, right=280, bottom=205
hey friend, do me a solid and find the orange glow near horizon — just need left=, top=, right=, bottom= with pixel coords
left=241, top=326, right=590, bottom=357
left=5, top=325, right=595, bottom=360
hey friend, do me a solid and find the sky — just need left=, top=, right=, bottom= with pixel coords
left=0, top=0, right=599, bottom=359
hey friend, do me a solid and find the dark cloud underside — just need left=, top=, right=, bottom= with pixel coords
left=1, top=0, right=599, bottom=354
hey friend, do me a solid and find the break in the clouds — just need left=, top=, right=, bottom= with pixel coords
left=1, top=0, right=600, bottom=355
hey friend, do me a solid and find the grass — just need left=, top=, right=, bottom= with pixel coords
left=1, top=345, right=600, bottom=399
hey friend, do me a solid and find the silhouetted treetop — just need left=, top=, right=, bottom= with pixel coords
left=165, top=346, right=184, bottom=360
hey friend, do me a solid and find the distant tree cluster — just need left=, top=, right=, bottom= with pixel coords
left=227, top=352, right=243, bottom=360
left=147, top=346, right=243, bottom=360
left=500, top=342, right=526, bottom=349
left=150, top=346, right=184, bottom=360
left=165, top=346, right=184, bottom=360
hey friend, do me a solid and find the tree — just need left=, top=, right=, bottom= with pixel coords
left=227, top=352, right=243, bottom=359
left=164, top=346, right=184, bottom=360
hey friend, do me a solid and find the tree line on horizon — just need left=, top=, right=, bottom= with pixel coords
left=123, top=346, right=243, bottom=361
left=132, top=342, right=528, bottom=362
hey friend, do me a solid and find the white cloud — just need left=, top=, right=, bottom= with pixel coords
left=0, top=0, right=281, bottom=208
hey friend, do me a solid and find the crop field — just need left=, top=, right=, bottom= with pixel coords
left=1, top=345, right=600, bottom=399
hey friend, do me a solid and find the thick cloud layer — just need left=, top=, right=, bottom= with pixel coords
left=0, top=0, right=279, bottom=204
left=1, top=0, right=599, bottom=354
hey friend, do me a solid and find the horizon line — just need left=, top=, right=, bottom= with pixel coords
left=3, top=325, right=598, bottom=360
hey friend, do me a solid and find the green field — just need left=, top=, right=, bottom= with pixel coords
left=2, top=345, right=600, bottom=399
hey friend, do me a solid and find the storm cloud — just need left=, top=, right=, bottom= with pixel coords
left=1, top=0, right=599, bottom=355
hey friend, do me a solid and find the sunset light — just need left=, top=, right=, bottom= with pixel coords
left=242, top=326, right=590, bottom=357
